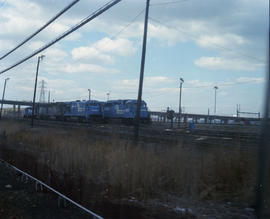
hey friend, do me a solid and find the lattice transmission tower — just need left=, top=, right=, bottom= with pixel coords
left=39, top=80, right=46, bottom=103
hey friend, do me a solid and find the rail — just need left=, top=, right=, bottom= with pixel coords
left=0, top=159, right=103, bottom=219
left=15, top=118, right=260, bottom=147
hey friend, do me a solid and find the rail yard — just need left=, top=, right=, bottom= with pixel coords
left=0, top=101, right=267, bottom=219
left=0, top=116, right=268, bottom=218
left=0, top=0, right=269, bottom=218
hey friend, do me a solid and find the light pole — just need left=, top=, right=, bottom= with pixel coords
left=88, top=89, right=91, bottom=101
left=0, top=78, right=10, bottom=120
left=31, top=55, right=45, bottom=127
left=214, top=86, right=218, bottom=115
left=178, top=77, right=184, bottom=128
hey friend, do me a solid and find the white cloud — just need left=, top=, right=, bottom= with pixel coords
left=71, top=37, right=137, bottom=64
left=71, top=46, right=114, bottom=64
left=63, top=63, right=119, bottom=74
left=43, top=47, right=68, bottom=61
left=194, top=56, right=263, bottom=71
left=93, top=37, right=137, bottom=56
left=0, top=0, right=266, bottom=114
left=116, top=76, right=173, bottom=88
left=186, top=80, right=213, bottom=88
left=236, top=77, right=264, bottom=84
left=0, top=39, right=14, bottom=52
left=148, top=22, right=186, bottom=45
left=196, top=34, right=247, bottom=49
left=28, top=41, right=45, bottom=50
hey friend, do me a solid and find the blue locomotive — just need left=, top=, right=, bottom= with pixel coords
left=64, top=100, right=103, bottom=121
left=24, top=107, right=33, bottom=118
left=23, top=99, right=151, bottom=124
left=103, top=99, right=150, bottom=123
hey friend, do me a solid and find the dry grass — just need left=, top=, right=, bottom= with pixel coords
left=0, top=120, right=264, bottom=205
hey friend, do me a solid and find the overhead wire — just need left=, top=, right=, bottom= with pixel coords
left=72, top=0, right=188, bottom=65
left=67, top=7, right=145, bottom=100
left=111, top=8, right=145, bottom=38
left=71, top=4, right=263, bottom=98
left=2, top=0, right=264, bottom=102
left=149, top=16, right=265, bottom=63
left=0, top=0, right=121, bottom=75
left=0, top=0, right=80, bottom=61
left=148, top=0, right=263, bottom=62
left=67, top=1, right=264, bottom=103
left=71, top=7, right=145, bottom=65
left=102, top=79, right=264, bottom=100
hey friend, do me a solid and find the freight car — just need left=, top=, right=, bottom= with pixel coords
left=39, top=102, right=66, bottom=120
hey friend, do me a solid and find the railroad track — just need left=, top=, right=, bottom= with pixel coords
left=13, top=118, right=260, bottom=147
left=0, top=158, right=103, bottom=219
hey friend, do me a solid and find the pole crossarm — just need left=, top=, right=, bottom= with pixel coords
left=0, top=0, right=121, bottom=75
left=0, top=0, right=80, bottom=61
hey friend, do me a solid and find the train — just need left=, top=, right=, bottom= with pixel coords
left=24, top=99, right=151, bottom=124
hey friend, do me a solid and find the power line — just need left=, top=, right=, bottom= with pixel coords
left=71, top=7, right=145, bottom=65
left=0, top=0, right=121, bottom=75
left=106, top=79, right=263, bottom=98
left=112, top=9, right=145, bottom=38
left=0, top=0, right=80, bottom=61
left=149, top=16, right=265, bottom=63
left=65, top=8, right=146, bottom=101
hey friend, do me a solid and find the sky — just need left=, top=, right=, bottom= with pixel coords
left=0, top=0, right=268, bottom=116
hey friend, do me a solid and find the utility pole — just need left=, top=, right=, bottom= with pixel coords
left=0, top=78, right=10, bottom=120
left=31, top=55, right=45, bottom=128
left=178, top=77, right=184, bottom=128
left=88, top=89, right=91, bottom=101
left=106, top=92, right=110, bottom=101
left=214, top=86, right=218, bottom=115
left=134, top=0, right=150, bottom=143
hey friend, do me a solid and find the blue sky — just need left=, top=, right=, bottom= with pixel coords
left=0, top=0, right=268, bottom=116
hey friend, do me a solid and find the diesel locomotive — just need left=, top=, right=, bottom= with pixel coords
left=24, top=99, right=151, bottom=123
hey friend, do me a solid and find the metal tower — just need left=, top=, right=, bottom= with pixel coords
left=39, top=80, right=46, bottom=103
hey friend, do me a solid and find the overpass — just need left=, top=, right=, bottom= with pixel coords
left=149, top=111, right=261, bottom=125
left=0, top=99, right=49, bottom=118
